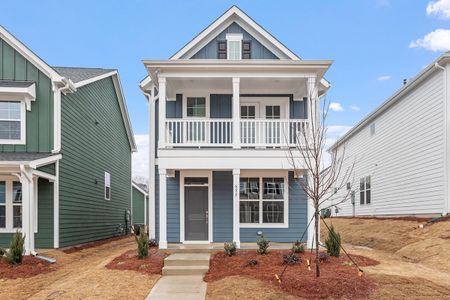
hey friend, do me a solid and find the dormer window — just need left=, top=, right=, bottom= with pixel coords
left=226, top=33, right=243, bottom=60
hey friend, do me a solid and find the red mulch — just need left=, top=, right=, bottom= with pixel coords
left=0, top=256, right=55, bottom=279
left=204, top=250, right=379, bottom=299
left=105, top=248, right=168, bottom=274
left=62, top=235, right=131, bottom=254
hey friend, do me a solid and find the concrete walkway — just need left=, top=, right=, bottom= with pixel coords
left=146, top=253, right=210, bottom=300
left=146, top=275, right=207, bottom=300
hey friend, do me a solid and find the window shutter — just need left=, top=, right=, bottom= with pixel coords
left=217, top=41, right=227, bottom=59
left=242, top=41, right=251, bottom=59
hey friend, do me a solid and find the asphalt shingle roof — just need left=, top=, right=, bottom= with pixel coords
left=0, top=152, right=53, bottom=161
left=0, top=80, right=35, bottom=88
left=52, top=67, right=115, bottom=83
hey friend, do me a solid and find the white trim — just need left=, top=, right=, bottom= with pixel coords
left=54, top=160, right=59, bottom=248
left=74, top=71, right=117, bottom=88
left=232, top=169, right=240, bottom=248
left=146, top=85, right=156, bottom=239
left=226, top=33, right=243, bottom=60
left=183, top=94, right=210, bottom=119
left=0, top=101, right=26, bottom=145
left=0, top=83, right=36, bottom=109
left=179, top=170, right=213, bottom=243
left=104, top=172, right=111, bottom=200
left=33, top=176, right=38, bottom=234
left=238, top=170, right=289, bottom=228
left=29, top=154, right=62, bottom=169
left=132, top=182, right=148, bottom=196
left=170, top=6, right=299, bottom=60
left=159, top=168, right=168, bottom=248
left=445, top=62, right=450, bottom=215
left=0, top=178, right=23, bottom=233
left=32, top=170, right=56, bottom=182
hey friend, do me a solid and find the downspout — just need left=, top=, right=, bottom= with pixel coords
left=435, top=62, right=449, bottom=215
left=52, top=78, right=74, bottom=154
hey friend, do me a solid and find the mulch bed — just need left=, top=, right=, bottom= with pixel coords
left=62, top=235, right=131, bottom=254
left=106, top=248, right=168, bottom=274
left=0, top=256, right=56, bottom=279
left=204, top=250, right=379, bottom=299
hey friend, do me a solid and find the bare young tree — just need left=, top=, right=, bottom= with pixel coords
left=286, top=94, right=354, bottom=278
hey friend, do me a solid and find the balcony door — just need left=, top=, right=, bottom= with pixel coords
left=240, top=104, right=259, bottom=144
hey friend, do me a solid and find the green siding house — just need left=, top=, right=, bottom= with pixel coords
left=0, top=26, right=136, bottom=253
left=132, top=182, right=148, bottom=226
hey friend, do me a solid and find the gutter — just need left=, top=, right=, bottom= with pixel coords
left=52, top=77, right=76, bottom=154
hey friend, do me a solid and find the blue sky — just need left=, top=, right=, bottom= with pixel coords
left=1, top=0, right=449, bottom=177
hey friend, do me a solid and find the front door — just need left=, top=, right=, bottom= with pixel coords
left=185, top=186, right=209, bottom=241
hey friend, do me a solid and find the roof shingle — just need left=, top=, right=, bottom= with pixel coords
left=52, top=67, right=115, bottom=83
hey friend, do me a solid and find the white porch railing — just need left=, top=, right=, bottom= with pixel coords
left=164, top=119, right=308, bottom=147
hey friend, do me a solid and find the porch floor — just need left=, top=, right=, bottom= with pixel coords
left=166, top=242, right=293, bottom=253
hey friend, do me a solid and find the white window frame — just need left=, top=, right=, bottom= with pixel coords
left=0, top=100, right=26, bottom=145
left=105, top=172, right=111, bottom=200
left=359, top=176, right=371, bottom=205
left=0, top=177, right=24, bottom=233
left=182, top=94, right=210, bottom=119
left=239, top=170, right=288, bottom=228
left=226, top=33, right=243, bottom=60
left=12, top=181, right=22, bottom=229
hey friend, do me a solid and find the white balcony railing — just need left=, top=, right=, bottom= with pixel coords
left=164, top=119, right=308, bottom=147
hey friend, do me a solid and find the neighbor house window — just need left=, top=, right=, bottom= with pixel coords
left=226, top=33, right=243, bottom=60
left=0, top=101, right=24, bottom=143
left=240, top=176, right=287, bottom=225
left=186, top=97, right=206, bottom=118
left=360, top=176, right=371, bottom=205
left=12, top=182, right=22, bottom=228
left=105, top=172, right=111, bottom=200
left=0, top=181, right=5, bottom=228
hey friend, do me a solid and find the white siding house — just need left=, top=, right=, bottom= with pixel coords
left=328, top=53, right=450, bottom=217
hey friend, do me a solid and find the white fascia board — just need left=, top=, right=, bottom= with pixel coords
left=329, top=53, right=450, bottom=152
left=29, top=154, right=62, bottom=169
left=111, top=73, right=138, bottom=152
left=132, top=182, right=148, bottom=196
left=0, top=83, right=36, bottom=101
left=170, top=6, right=299, bottom=60
left=0, top=26, right=64, bottom=82
left=74, top=71, right=118, bottom=88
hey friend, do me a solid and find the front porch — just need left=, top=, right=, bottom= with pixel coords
left=150, top=168, right=315, bottom=250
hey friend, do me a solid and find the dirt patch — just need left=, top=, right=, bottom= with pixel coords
left=321, top=218, right=450, bottom=272
left=205, top=250, right=379, bottom=299
left=0, top=256, right=56, bottom=279
left=62, top=235, right=131, bottom=254
left=369, top=274, right=450, bottom=299
left=106, top=247, right=168, bottom=274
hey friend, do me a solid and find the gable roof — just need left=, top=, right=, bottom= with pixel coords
left=329, top=52, right=450, bottom=151
left=0, top=26, right=137, bottom=152
left=53, top=67, right=115, bottom=84
left=170, top=5, right=300, bottom=60
left=132, top=181, right=148, bottom=195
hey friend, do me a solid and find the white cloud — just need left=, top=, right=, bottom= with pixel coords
left=350, top=105, right=360, bottom=111
left=329, top=102, right=344, bottom=112
left=427, top=0, right=450, bottom=19
left=410, top=29, right=450, bottom=51
left=377, top=75, right=392, bottom=81
left=327, top=125, right=352, bottom=138
left=132, top=134, right=149, bottom=179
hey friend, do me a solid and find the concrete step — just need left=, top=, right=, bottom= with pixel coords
left=162, top=265, right=209, bottom=276
left=164, top=253, right=210, bottom=267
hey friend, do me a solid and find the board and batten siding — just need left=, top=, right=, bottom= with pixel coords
left=59, top=76, right=132, bottom=247
left=330, top=70, right=446, bottom=216
left=132, top=187, right=146, bottom=224
left=189, top=22, right=278, bottom=59
left=0, top=38, right=53, bottom=152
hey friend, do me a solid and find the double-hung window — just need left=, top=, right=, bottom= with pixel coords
left=226, top=33, right=243, bottom=60
left=105, top=172, right=111, bottom=200
left=186, top=97, right=206, bottom=118
left=360, top=176, right=371, bottom=205
left=240, top=176, right=287, bottom=226
left=0, top=180, right=22, bottom=230
left=0, top=101, right=25, bottom=144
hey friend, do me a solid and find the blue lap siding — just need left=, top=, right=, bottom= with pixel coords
left=212, top=171, right=233, bottom=242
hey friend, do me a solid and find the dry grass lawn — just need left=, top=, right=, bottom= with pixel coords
left=0, top=237, right=159, bottom=300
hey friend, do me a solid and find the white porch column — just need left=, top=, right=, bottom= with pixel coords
left=19, top=167, right=34, bottom=255
left=232, top=77, right=241, bottom=149
left=148, top=84, right=156, bottom=239
left=54, top=160, right=60, bottom=248
left=232, top=168, right=240, bottom=248
left=307, top=76, right=319, bottom=124
left=159, top=168, right=168, bottom=249
left=306, top=171, right=316, bottom=249
left=158, top=77, right=167, bottom=149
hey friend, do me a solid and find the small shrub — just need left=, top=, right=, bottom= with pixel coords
left=321, top=208, right=332, bottom=218
left=243, top=259, right=258, bottom=267
left=325, top=225, right=341, bottom=257
left=148, top=239, right=158, bottom=248
left=6, top=231, right=25, bottom=265
left=135, top=229, right=149, bottom=259
left=283, top=253, right=300, bottom=265
left=0, top=247, right=5, bottom=257
left=291, top=240, right=305, bottom=253
left=319, top=252, right=330, bottom=262
left=224, top=242, right=237, bottom=256
left=256, top=235, right=270, bottom=255
left=132, top=225, right=141, bottom=236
